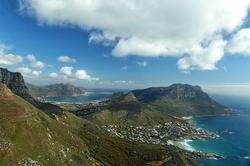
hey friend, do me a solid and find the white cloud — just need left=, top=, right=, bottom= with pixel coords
left=60, top=66, right=73, bottom=75
left=57, top=55, right=76, bottom=63
left=137, top=61, right=148, bottom=67
left=49, top=72, right=59, bottom=78
left=75, top=70, right=99, bottom=81
left=32, top=70, right=42, bottom=77
left=89, top=32, right=116, bottom=46
left=0, top=44, right=23, bottom=66
left=16, top=67, right=42, bottom=78
left=55, top=66, right=99, bottom=81
left=227, top=28, right=250, bottom=55
left=16, top=67, right=32, bottom=75
left=26, top=54, right=36, bottom=61
left=19, top=0, right=250, bottom=71
left=177, top=36, right=227, bottom=70
left=27, top=54, right=46, bottom=69
left=31, top=61, right=46, bottom=69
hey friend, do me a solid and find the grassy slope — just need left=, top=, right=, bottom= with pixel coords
left=85, top=92, right=180, bottom=126
left=0, top=85, right=200, bottom=166
left=149, top=96, right=229, bottom=117
left=0, top=85, right=96, bottom=165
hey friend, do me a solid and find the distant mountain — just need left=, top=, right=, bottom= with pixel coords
left=84, top=84, right=230, bottom=126
left=26, top=82, right=85, bottom=97
left=0, top=83, right=200, bottom=166
left=131, top=83, right=229, bottom=116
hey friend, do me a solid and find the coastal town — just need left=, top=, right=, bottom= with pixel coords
left=102, top=121, right=217, bottom=145
left=102, top=121, right=224, bottom=160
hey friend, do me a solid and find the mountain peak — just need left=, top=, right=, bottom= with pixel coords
left=121, top=92, right=137, bottom=102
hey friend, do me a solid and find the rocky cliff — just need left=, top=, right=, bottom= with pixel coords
left=0, top=67, right=63, bottom=115
left=0, top=68, right=31, bottom=100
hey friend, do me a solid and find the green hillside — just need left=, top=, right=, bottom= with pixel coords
left=84, top=92, right=181, bottom=126
left=0, top=83, right=200, bottom=166
left=0, top=84, right=93, bottom=165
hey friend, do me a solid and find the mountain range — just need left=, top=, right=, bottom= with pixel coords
left=0, top=67, right=230, bottom=165
left=82, top=84, right=229, bottom=126
left=26, top=82, right=85, bottom=97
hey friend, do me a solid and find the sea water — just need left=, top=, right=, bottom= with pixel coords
left=46, top=92, right=113, bottom=103
left=175, top=95, right=250, bottom=166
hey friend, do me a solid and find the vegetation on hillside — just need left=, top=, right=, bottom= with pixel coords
left=0, top=83, right=200, bottom=165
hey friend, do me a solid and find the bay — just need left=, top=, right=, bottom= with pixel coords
left=46, top=92, right=113, bottom=103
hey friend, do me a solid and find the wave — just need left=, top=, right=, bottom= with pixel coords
left=174, top=139, right=196, bottom=152
left=182, top=116, right=192, bottom=120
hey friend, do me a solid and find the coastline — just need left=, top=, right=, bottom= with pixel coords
left=175, top=114, right=250, bottom=165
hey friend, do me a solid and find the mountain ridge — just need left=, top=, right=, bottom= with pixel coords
left=26, top=82, right=85, bottom=97
left=131, top=83, right=229, bottom=116
left=83, top=84, right=230, bottom=126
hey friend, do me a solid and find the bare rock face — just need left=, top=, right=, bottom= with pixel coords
left=166, top=83, right=209, bottom=99
left=0, top=68, right=31, bottom=99
left=0, top=68, right=63, bottom=115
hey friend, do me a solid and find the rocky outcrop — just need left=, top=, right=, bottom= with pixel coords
left=0, top=68, right=63, bottom=115
left=0, top=68, right=31, bottom=100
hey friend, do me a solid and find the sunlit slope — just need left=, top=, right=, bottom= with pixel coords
left=85, top=92, right=179, bottom=126
left=0, top=84, right=93, bottom=165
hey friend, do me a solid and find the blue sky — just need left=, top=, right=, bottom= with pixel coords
left=0, top=0, right=250, bottom=96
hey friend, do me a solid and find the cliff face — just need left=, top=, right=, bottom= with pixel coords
left=0, top=68, right=31, bottom=99
left=0, top=67, right=63, bottom=115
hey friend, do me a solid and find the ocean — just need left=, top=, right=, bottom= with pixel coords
left=46, top=91, right=113, bottom=103
left=175, top=94, right=250, bottom=166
